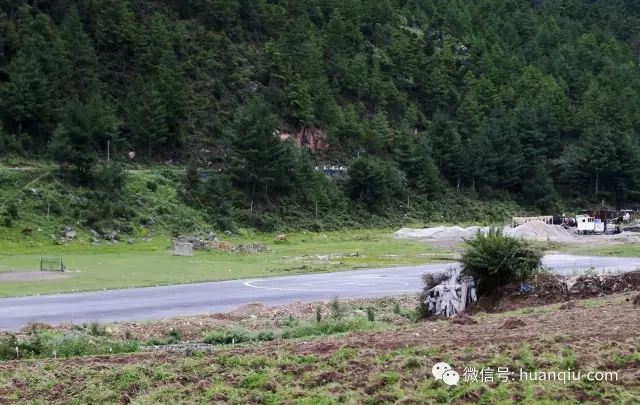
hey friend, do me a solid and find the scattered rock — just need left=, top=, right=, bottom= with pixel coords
left=103, top=231, right=119, bottom=241
left=633, top=294, right=640, bottom=307
left=206, top=240, right=234, bottom=251
left=105, top=327, right=113, bottom=334
left=501, top=318, right=526, bottom=329
left=233, top=244, right=272, bottom=254
left=60, top=227, right=76, bottom=239
left=451, top=313, right=478, bottom=325
left=128, top=239, right=136, bottom=244
left=175, top=236, right=206, bottom=249
left=208, top=231, right=216, bottom=241
left=224, top=230, right=233, bottom=236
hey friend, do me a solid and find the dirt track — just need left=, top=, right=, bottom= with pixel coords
left=0, top=271, right=70, bottom=282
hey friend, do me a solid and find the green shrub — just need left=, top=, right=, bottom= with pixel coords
left=460, top=227, right=543, bottom=296
left=6, top=202, right=18, bottom=219
left=330, top=297, right=346, bottom=320
left=203, top=328, right=255, bottom=345
left=145, top=328, right=182, bottom=346
left=203, top=318, right=379, bottom=346
left=0, top=332, right=140, bottom=360
left=281, top=318, right=374, bottom=339
left=366, top=307, right=375, bottom=322
left=51, top=335, right=139, bottom=357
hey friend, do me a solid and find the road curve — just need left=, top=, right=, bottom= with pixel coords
left=0, top=254, right=638, bottom=330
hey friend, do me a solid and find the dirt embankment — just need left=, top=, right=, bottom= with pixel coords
left=469, top=270, right=640, bottom=313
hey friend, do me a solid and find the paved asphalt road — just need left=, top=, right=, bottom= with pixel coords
left=0, top=254, right=639, bottom=330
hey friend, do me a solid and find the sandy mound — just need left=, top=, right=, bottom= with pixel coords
left=395, top=226, right=494, bottom=240
left=505, top=220, right=577, bottom=242
left=396, top=221, right=578, bottom=242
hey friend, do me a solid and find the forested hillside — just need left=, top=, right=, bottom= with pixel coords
left=2, top=0, right=640, bottom=233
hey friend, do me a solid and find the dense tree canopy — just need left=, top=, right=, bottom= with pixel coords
left=2, top=0, right=640, bottom=218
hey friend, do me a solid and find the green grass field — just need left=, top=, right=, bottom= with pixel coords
left=564, top=244, right=640, bottom=257
left=0, top=229, right=453, bottom=298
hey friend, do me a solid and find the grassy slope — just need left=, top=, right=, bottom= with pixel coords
left=0, top=294, right=637, bottom=404
left=0, top=165, right=524, bottom=235
left=0, top=164, right=525, bottom=298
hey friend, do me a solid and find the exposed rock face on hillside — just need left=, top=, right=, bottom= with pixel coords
left=275, top=128, right=329, bottom=151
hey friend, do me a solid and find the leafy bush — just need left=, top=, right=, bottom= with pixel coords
left=460, top=227, right=543, bottom=296
left=280, top=318, right=374, bottom=339
left=145, top=328, right=182, bottom=346
left=51, top=335, right=139, bottom=357
left=0, top=334, right=44, bottom=359
left=366, top=307, right=375, bottom=322
left=203, top=328, right=255, bottom=345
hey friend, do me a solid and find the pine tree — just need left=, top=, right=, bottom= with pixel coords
left=228, top=97, right=291, bottom=203
left=59, top=5, right=98, bottom=102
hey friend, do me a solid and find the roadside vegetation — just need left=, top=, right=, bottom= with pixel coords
left=0, top=297, right=418, bottom=360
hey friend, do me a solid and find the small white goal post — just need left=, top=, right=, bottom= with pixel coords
left=40, top=256, right=64, bottom=272
left=173, top=242, right=193, bottom=256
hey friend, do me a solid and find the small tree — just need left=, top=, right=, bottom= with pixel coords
left=460, top=227, right=543, bottom=296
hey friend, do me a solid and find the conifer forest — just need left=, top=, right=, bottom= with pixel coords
left=1, top=0, right=640, bottom=231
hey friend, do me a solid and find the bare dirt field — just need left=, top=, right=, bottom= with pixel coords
left=0, top=271, right=71, bottom=282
